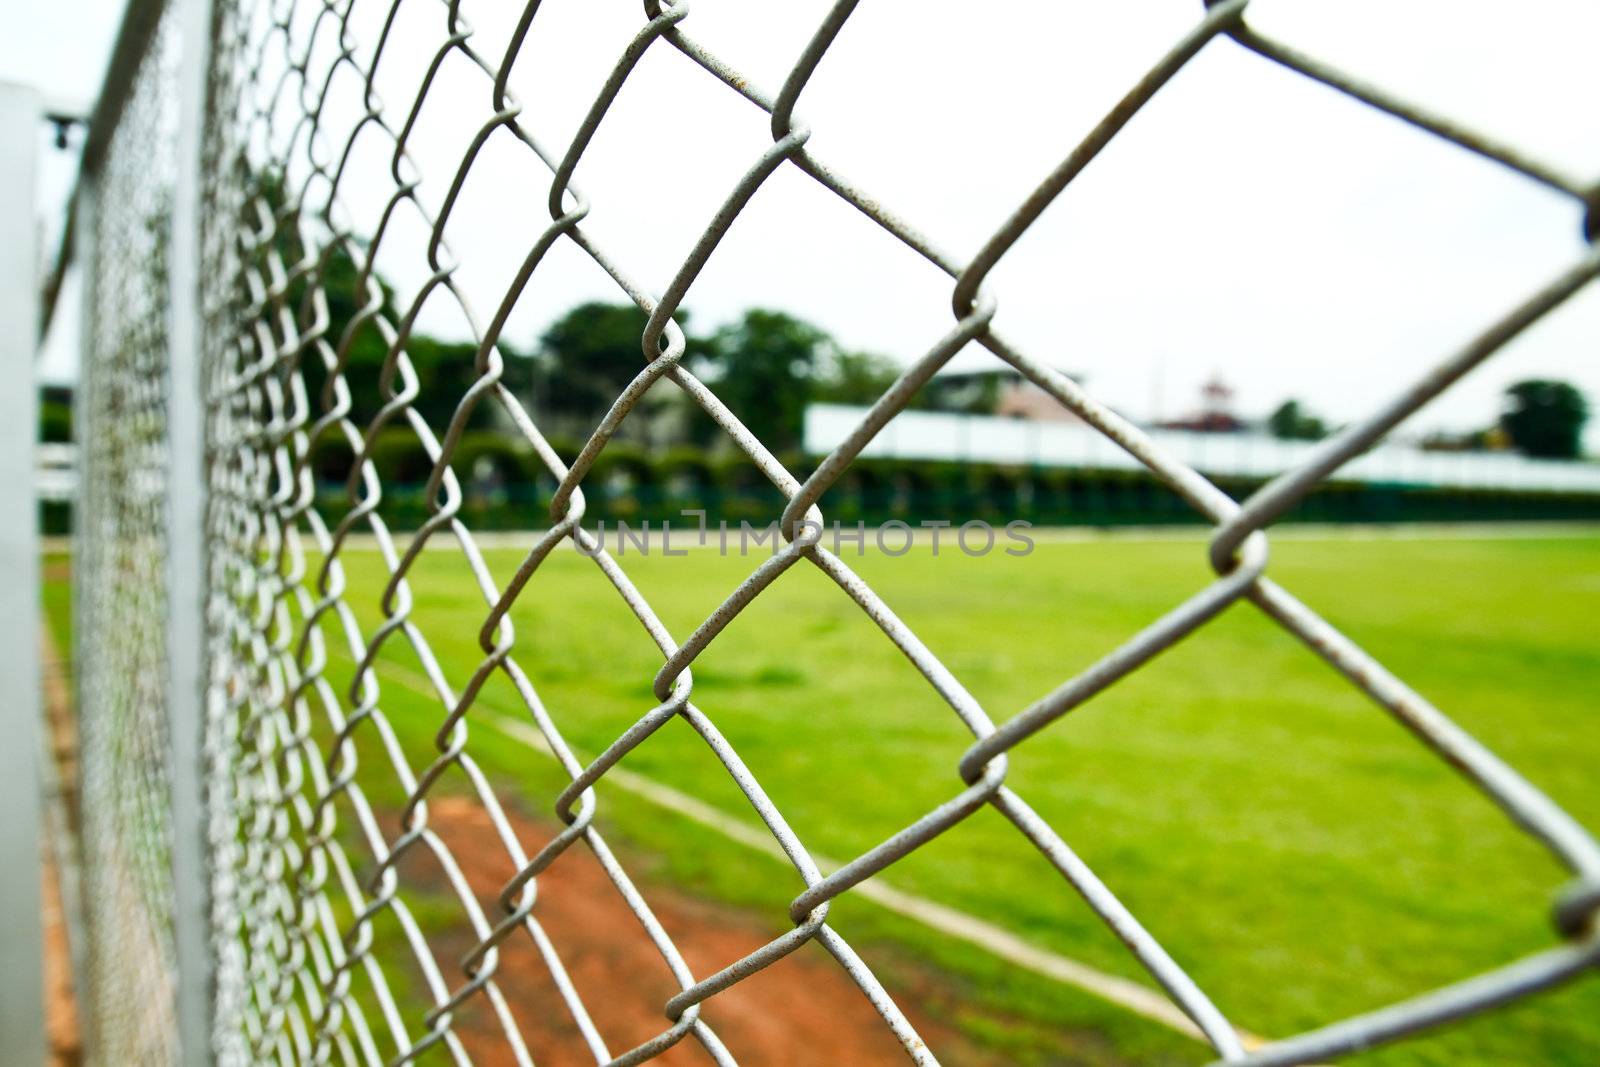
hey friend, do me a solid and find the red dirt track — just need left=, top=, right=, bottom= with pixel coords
left=418, top=796, right=983, bottom=1066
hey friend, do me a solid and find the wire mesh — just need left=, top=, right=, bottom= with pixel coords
left=74, top=6, right=183, bottom=1064
left=64, top=0, right=1600, bottom=1065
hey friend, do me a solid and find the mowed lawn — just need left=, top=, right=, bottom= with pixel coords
left=46, top=531, right=1600, bottom=1064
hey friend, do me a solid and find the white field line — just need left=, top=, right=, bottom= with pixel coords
left=365, top=657, right=1265, bottom=1048
left=482, top=713, right=1237, bottom=1045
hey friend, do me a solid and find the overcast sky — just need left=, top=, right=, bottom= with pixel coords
left=9, top=0, right=1599, bottom=446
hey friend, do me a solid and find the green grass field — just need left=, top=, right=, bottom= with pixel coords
left=44, top=530, right=1600, bottom=1064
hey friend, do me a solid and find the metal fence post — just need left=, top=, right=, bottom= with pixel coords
left=0, top=80, right=44, bottom=1067
left=62, top=168, right=97, bottom=1055
left=167, top=0, right=216, bottom=1060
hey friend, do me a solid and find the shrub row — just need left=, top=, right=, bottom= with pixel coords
left=293, top=428, right=1600, bottom=531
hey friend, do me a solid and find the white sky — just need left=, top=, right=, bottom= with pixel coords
left=9, top=0, right=1600, bottom=446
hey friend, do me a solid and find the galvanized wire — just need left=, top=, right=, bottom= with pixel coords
left=74, top=6, right=183, bottom=1064
left=65, top=0, right=1600, bottom=1064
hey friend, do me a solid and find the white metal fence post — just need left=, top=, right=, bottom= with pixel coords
left=167, top=0, right=216, bottom=1059
left=66, top=164, right=98, bottom=1058
left=0, top=79, right=44, bottom=1067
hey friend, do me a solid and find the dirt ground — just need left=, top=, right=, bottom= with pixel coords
left=42, top=833, right=83, bottom=1067
left=411, top=796, right=1009, bottom=1067
left=35, top=611, right=1102, bottom=1066
left=38, top=615, right=992, bottom=1066
left=41, top=630, right=83, bottom=1067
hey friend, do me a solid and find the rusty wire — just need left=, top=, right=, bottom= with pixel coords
left=65, top=0, right=1600, bottom=1064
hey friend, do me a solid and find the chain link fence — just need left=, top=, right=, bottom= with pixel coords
left=56, top=0, right=1600, bottom=1064
left=73, top=5, right=183, bottom=1063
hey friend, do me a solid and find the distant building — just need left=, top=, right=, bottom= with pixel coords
left=923, top=367, right=1084, bottom=422
left=1156, top=373, right=1245, bottom=433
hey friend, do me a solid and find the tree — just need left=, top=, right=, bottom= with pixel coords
left=286, top=243, right=530, bottom=434
left=535, top=302, right=659, bottom=425
left=256, top=173, right=532, bottom=435
left=1267, top=399, right=1328, bottom=441
left=698, top=309, right=833, bottom=452
left=39, top=385, right=73, bottom=443
left=814, top=349, right=901, bottom=406
left=1500, top=379, right=1588, bottom=459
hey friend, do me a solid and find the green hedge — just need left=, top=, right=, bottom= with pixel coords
left=299, top=444, right=1600, bottom=532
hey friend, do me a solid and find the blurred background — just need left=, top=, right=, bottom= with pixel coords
left=8, top=2, right=1600, bottom=1066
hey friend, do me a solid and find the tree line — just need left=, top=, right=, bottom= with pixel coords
left=275, top=233, right=1596, bottom=465
left=1267, top=380, right=1589, bottom=460
left=285, top=235, right=982, bottom=458
left=34, top=209, right=1591, bottom=466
